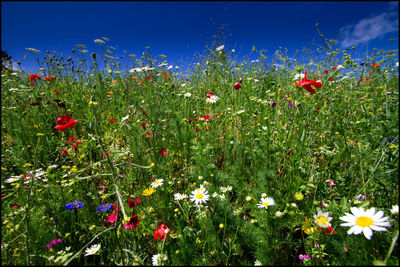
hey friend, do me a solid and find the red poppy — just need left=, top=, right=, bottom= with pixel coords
left=323, top=70, right=329, bottom=74
left=125, top=215, right=140, bottom=229
left=67, top=136, right=75, bottom=143
left=54, top=89, right=61, bottom=93
left=206, top=91, right=214, bottom=98
left=200, top=115, right=211, bottom=121
left=194, top=126, right=200, bottom=132
left=145, top=131, right=152, bottom=137
left=128, top=197, right=141, bottom=209
left=294, top=71, right=322, bottom=94
left=72, top=145, right=78, bottom=149
left=44, top=75, right=55, bottom=81
left=371, top=63, right=380, bottom=68
left=159, top=148, right=168, bottom=157
left=142, top=110, right=148, bottom=116
left=164, top=73, right=169, bottom=78
left=328, top=77, right=335, bottom=81
left=154, top=222, right=170, bottom=241
left=234, top=82, right=242, bottom=90
left=109, top=119, right=117, bottom=123
left=29, top=74, right=41, bottom=81
left=103, top=152, right=109, bottom=159
left=141, top=122, right=147, bottom=128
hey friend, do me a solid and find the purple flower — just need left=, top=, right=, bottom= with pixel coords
left=288, top=102, right=294, bottom=107
left=97, top=204, right=113, bottom=212
left=299, top=254, right=310, bottom=260
left=272, top=101, right=277, bottom=107
left=46, top=238, right=62, bottom=249
left=266, top=99, right=270, bottom=102
left=325, top=179, right=336, bottom=189
left=65, top=200, right=84, bottom=210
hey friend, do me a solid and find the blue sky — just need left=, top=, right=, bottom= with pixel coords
left=1, top=1, right=399, bottom=73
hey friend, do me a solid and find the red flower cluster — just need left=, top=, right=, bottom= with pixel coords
left=54, top=89, right=61, bottom=93
left=295, top=71, right=322, bottom=94
left=206, top=91, right=214, bottom=98
left=29, top=74, right=41, bottom=87
left=141, top=122, right=147, bottom=128
left=200, top=115, right=211, bottom=121
left=109, top=119, right=117, bottom=123
left=154, top=222, right=170, bottom=241
left=44, top=75, right=55, bottom=81
left=54, top=115, right=78, bottom=131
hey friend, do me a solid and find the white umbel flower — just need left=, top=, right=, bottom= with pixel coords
left=151, top=179, right=164, bottom=188
left=152, top=253, right=167, bottom=266
left=257, top=197, right=275, bottom=209
left=84, top=244, right=100, bottom=256
left=340, top=207, right=391, bottom=240
left=313, top=208, right=332, bottom=228
left=294, top=73, right=305, bottom=80
left=190, top=188, right=210, bottom=206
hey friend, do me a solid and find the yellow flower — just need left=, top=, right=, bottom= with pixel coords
left=219, top=223, right=224, bottom=229
left=295, top=192, right=304, bottom=201
left=89, top=225, right=96, bottom=231
left=65, top=232, right=71, bottom=237
left=142, top=187, right=155, bottom=196
left=107, top=91, right=113, bottom=94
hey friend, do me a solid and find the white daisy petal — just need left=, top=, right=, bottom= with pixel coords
left=362, top=227, right=373, bottom=240
left=353, top=226, right=363, bottom=235
left=370, top=225, right=388, bottom=232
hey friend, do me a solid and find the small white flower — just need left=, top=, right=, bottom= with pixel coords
left=151, top=179, right=164, bottom=188
left=47, top=164, right=58, bottom=169
left=26, top=48, right=41, bottom=54
left=231, top=49, right=235, bottom=53
left=340, top=207, right=391, bottom=240
left=174, top=193, right=188, bottom=201
left=257, top=197, right=275, bottom=209
left=246, top=196, right=252, bottom=201
left=206, top=95, right=219, bottom=104
left=254, top=260, right=262, bottom=266
left=390, top=205, right=399, bottom=215
left=190, top=188, right=210, bottom=206
left=198, top=176, right=203, bottom=180
left=291, top=203, right=297, bottom=208
left=275, top=211, right=283, bottom=217
left=152, top=253, right=167, bottom=266
left=94, top=39, right=105, bottom=44
left=261, top=193, right=267, bottom=198
left=336, top=65, right=343, bottom=70
left=167, top=65, right=173, bottom=70
left=84, top=244, right=100, bottom=256
left=313, top=208, right=332, bottom=228
left=294, top=73, right=305, bottom=80
left=262, top=126, right=268, bottom=130
left=184, top=92, right=191, bottom=98
left=216, top=45, right=224, bottom=52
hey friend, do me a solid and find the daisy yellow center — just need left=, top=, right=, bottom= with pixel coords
left=263, top=202, right=270, bottom=207
left=155, top=181, right=159, bottom=185
left=356, top=216, right=374, bottom=227
left=316, top=216, right=328, bottom=225
left=196, top=193, right=203, bottom=199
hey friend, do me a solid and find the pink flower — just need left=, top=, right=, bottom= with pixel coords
left=159, top=148, right=168, bottom=156
left=299, top=254, right=310, bottom=260
left=325, top=179, right=336, bottom=189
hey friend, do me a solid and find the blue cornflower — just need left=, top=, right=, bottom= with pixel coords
left=97, top=204, right=113, bottom=212
left=65, top=200, right=84, bottom=210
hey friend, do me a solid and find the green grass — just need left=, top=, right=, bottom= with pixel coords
left=1, top=39, right=399, bottom=266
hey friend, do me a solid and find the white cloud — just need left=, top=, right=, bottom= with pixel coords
left=339, top=11, right=398, bottom=48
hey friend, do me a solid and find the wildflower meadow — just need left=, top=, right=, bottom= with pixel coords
left=1, top=35, right=399, bottom=266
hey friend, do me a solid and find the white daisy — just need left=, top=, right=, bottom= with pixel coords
left=257, top=197, right=275, bottom=209
left=4, top=176, right=20, bottom=183
left=84, top=244, right=101, bottom=256
left=184, top=92, right=191, bottom=98
left=340, top=207, right=391, bottom=240
left=206, top=95, right=219, bottom=104
left=216, top=45, right=224, bottom=52
left=390, top=205, right=399, bottom=215
left=313, top=208, right=332, bottom=228
left=151, top=179, right=164, bottom=188
left=190, top=188, right=210, bottom=206
left=152, top=253, right=167, bottom=266
left=174, top=193, right=188, bottom=201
